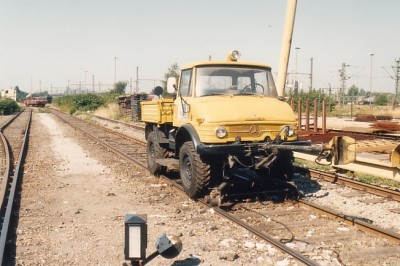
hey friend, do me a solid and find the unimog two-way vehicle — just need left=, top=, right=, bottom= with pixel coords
left=140, top=50, right=355, bottom=203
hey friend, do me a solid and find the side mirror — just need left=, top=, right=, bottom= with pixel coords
left=167, top=77, right=177, bottom=94
left=153, top=86, right=164, bottom=96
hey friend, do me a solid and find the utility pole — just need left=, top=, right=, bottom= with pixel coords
left=309, top=57, right=313, bottom=92
left=84, top=70, right=88, bottom=92
left=294, top=47, right=300, bottom=90
left=339, top=63, right=350, bottom=106
left=114, top=56, right=118, bottom=85
left=393, top=58, right=400, bottom=106
left=369, top=53, right=374, bottom=108
left=136, top=66, right=139, bottom=93
left=130, top=77, right=133, bottom=94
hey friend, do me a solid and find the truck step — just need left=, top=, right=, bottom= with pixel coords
left=156, top=158, right=179, bottom=171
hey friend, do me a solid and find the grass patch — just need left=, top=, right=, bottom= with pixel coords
left=93, top=102, right=133, bottom=123
left=355, top=173, right=400, bottom=189
left=294, top=158, right=334, bottom=172
left=93, top=103, right=121, bottom=119
left=329, top=104, right=400, bottom=119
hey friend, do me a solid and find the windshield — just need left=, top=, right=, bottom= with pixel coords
left=195, top=66, right=277, bottom=97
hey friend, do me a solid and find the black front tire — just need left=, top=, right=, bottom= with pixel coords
left=179, top=141, right=212, bottom=198
left=147, top=132, right=167, bottom=175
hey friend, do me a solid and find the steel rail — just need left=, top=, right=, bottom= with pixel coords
left=50, top=110, right=148, bottom=170
left=307, top=167, right=400, bottom=202
left=51, top=110, right=400, bottom=264
left=157, top=176, right=320, bottom=266
left=202, top=201, right=319, bottom=265
left=0, top=110, right=32, bottom=264
left=92, top=114, right=145, bottom=131
left=162, top=173, right=400, bottom=264
left=206, top=203, right=319, bottom=265
left=299, top=198, right=400, bottom=244
left=0, top=110, right=23, bottom=131
left=51, top=110, right=320, bottom=265
left=82, top=114, right=400, bottom=202
left=81, top=114, right=400, bottom=179
left=0, top=132, right=11, bottom=213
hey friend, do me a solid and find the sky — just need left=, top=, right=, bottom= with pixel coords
left=0, top=0, right=399, bottom=95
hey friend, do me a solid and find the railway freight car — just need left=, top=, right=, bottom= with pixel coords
left=24, top=97, right=47, bottom=107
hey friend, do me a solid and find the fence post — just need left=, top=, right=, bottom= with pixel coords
left=313, top=99, right=318, bottom=132
left=305, top=99, right=310, bottom=131
left=297, top=98, right=302, bottom=131
left=322, top=98, right=327, bottom=134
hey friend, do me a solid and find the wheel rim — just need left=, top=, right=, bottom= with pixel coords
left=181, top=154, right=192, bottom=187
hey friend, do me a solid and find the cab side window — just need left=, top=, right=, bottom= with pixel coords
left=179, top=69, right=192, bottom=97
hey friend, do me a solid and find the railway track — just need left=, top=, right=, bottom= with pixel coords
left=94, top=113, right=400, bottom=173
left=0, top=109, right=31, bottom=264
left=51, top=109, right=148, bottom=169
left=49, top=109, right=400, bottom=265
left=90, top=112, right=400, bottom=193
left=304, top=167, right=400, bottom=202
left=93, top=114, right=145, bottom=132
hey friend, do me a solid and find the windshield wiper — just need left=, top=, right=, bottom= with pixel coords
left=200, top=93, right=232, bottom=97
left=240, top=92, right=264, bottom=96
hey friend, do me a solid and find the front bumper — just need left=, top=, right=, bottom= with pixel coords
left=196, top=140, right=325, bottom=155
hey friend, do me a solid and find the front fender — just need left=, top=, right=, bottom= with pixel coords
left=175, top=124, right=202, bottom=154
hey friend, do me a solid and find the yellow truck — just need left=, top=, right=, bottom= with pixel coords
left=141, top=51, right=355, bottom=202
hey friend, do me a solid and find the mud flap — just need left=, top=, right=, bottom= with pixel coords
left=330, top=136, right=356, bottom=165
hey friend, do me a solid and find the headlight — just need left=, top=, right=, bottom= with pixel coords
left=216, top=126, right=227, bottom=138
left=283, top=126, right=295, bottom=137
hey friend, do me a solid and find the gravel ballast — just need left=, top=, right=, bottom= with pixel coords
left=15, top=112, right=295, bottom=265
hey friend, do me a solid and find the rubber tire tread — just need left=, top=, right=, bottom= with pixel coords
left=147, top=131, right=167, bottom=175
left=179, top=141, right=211, bottom=198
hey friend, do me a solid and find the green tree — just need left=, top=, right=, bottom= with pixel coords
left=290, top=89, right=336, bottom=113
left=375, top=94, right=388, bottom=106
left=54, top=94, right=105, bottom=114
left=15, top=86, right=28, bottom=102
left=111, top=81, right=127, bottom=94
left=0, top=98, right=20, bottom=115
left=347, top=85, right=359, bottom=96
left=32, top=91, right=50, bottom=97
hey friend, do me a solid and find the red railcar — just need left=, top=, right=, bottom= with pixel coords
left=24, top=97, right=47, bottom=107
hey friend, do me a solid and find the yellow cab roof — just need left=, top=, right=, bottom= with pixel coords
left=181, top=60, right=272, bottom=70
